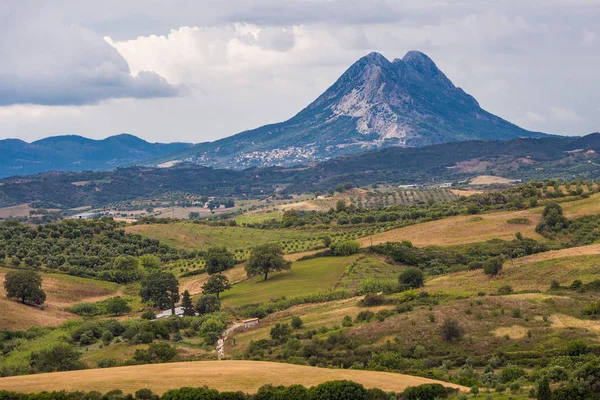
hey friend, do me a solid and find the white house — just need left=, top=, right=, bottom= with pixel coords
left=243, top=318, right=260, bottom=328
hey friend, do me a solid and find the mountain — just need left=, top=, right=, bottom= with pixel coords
left=0, top=134, right=192, bottom=178
left=2, top=133, right=598, bottom=209
left=165, top=51, right=546, bottom=169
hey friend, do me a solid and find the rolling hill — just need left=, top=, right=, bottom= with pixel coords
left=0, top=134, right=192, bottom=178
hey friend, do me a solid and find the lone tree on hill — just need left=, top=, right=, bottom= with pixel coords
left=398, top=267, right=424, bottom=289
left=204, top=247, right=235, bottom=275
left=181, top=290, right=195, bottom=316
left=140, top=271, right=180, bottom=312
left=245, top=243, right=291, bottom=281
left=4, top=269, right=46, bottom=305
left=202, top=274, right=231, bottom=298
left=483, top=257, right=503, bottom=278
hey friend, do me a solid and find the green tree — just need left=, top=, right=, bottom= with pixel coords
left=270, top=323, right=292, bottom=343
left=31, top=343, right=84, bottom=372
left=139, top=254, right=161, bottom=271
left=3, top=269, right=46, bottom=305
left=140, top=271, right=180, bottom=311
left=537, top=376, right=552, bottom=400
left=398, top=267, right=424, bottom=289
left=112, top=255, right=141, bottom=283
left=483, top=257, right=503, bottom=277
left=106, top=297, right=131, bottom=316
left=181, top=290, right=195, bottom=316
left=204, top=247, right=235, bottom=275
left=202, top=274, right=231, bottom=298
left=245, top=243, right=291, bottom=281
left=196, top=294, right=221, bottom=315
left=336, top=199, right=347, bottom=212
left=309, top=380, right=368, bottom=400
left=291, top=316, right=303, bottom=330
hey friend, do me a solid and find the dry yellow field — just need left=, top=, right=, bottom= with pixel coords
left=0, top=269, right=119, bottom=330
left=358, top=209, right=543, bottom=247
left=470, top=175, right=516, bottom=185
left=0, top=204, right=34, bottom=219
left=0, top=360, right=466, bottom=394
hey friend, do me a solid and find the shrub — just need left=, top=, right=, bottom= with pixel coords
left=500, top=364, right=526, bottom=383
left=270, top=323, right=292, bottom=343
left=141, top=310, right=156, bottom=320
left=570, top=279, right=583, bottom=289
left=332, top=241, right=360, bottom=256
left=497, top=285, right=514, bottom=295
left=31, top=343, right=84, bottom=372
left=440, top=319, right=462, bottom=342
left=309, top=380, right=368, bottom=400
left=483, top=257, right=503, bottom=277
left=566, top=339, right=589, bottom=356
left=550, top=280, right=560, bottom=290
left=196, top=294, right=221, bottom=315
left=291, top=316, right=303, bottom=330
left=402, top=384, right=451, bottom=400
left=398, top=267, right=424, bottom=289
left=362, top=293, right=385, bottom=306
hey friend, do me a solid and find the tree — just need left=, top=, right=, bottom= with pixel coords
left=483, top=257, right=503, bottom=277
left=139, top=254, right=161, bottom=271
left=140, top=271, right=180, bottom=311
left=336, top=199, right=347, bottom=212
left=440, top=318, right=463, bottom=341
left=245, top=243, right=291, bottom=281
left=536, top=376, right=552, bottom=400
left=270, top=323, right=292, bottom=343
left=398, top=267, right=424, bottom=289
left=31, top=343, right=84, bottom=372
left=112, top=255, right=141, bottom=283
left=106, top=297, right=131, bottom=316
left=204, top=247, right=235, bottom=275
left=322, top=235, right=332, bottom=248
left=196, top=294, right=221, bottom=315
left=202, top=274, right=231, bottom=298
left=309, top=380, right=368, bottom=400
left=291, top=316, right=303, bottom=330
left=181, top=290, right=195, bottom=316
left=3, top=269, right=46, bottom=305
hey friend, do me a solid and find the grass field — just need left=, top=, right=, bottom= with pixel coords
left=358, top=193, right=600, bottom=248
left=0, top=360, right=466, bottom=394
left=358, top=209, right=543, bottom=247
left=220, top=256, right=361, bottom=306
left=0, top=268, right=121, bottom=330
left=426, top=250, right=600, bottom=296
left=235, top=211, right=283, bottom=224
left=124, top=223, right=323, bottom=255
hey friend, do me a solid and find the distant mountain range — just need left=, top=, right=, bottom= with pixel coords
left=2, top=133, right=598, bottom=209
left=0, top=134, right=192, bottom=178
left=161, top=51, right=546, bottom=169
left=0, top=50, right=559, bottom=178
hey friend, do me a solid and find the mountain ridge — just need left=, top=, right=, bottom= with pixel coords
left=0, top=134, right=192, bottom=178
left=164, top=50, right=545, bottom=169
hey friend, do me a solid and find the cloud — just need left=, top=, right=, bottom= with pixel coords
left=526, top=111, right=547, bottom=123
left=549, top=107, right=584, bottom=122
left=0, top=2, right=179, bottom=106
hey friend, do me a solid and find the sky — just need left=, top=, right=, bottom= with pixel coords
left=0, top=0, right=599, bottom=144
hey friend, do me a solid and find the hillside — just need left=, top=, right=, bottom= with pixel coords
left=0, top=134, right=192, bottom=178
left=2, top=133, right=600, bottom=208
left=163, top=51, right=544, bottom=169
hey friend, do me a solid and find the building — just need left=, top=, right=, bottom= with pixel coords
left=69, top=212, right=96, bottom=220
left=243, top=318, right=260, bottom=328
left=155, top=307, right=186, bottom=319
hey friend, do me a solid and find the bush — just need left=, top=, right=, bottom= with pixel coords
left=196, top=294, right=221, bottom=315
left=31, top=343, right=84, bottom=372
left=483, top=257, right=503, bottom=277
left=309, top=380, right=368, bottom=400
left=132, top=342, right=177, bottom=364
left=500, top=364, right=526, bottom=383
left=497, top=285, right=514, bottom=295
left=550, top=280, right=561, bottom=290
left=141, top=310, right=156, bottom=320
left=566, top=339, right=589, bottom=356
left=398, top=267, right=424, bottom=289
left=402, top=384, right=452, bottom=400
left=362, top=293, right=385, bottom=306
left=270, top=323, right=292, bottom=343
left=332, top=241, right=360, bottom=256
left=358, top=278, right=398, bottom=295
left=291, top=316, right=303, bottom=330
left=440, top=319, right=462, bottom=342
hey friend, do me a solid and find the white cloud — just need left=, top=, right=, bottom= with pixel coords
left=526, top=111, right=547, bottom=123
left=0, top=1, right=179, bottom=106
left=549, top=107, right=584, bottom=122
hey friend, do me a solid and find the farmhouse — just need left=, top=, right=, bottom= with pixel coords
left=243, top=318, right=260, bottom=328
